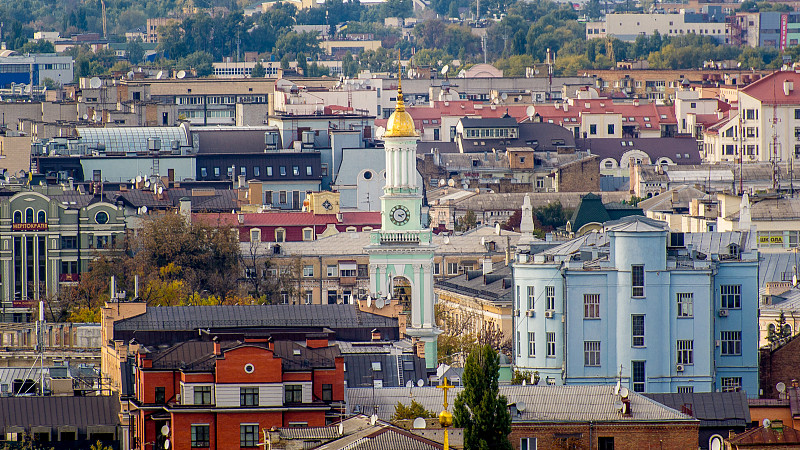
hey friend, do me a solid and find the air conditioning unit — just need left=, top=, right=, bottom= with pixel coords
left=526, top=310, right=535, bottom=317
left=515, top=309, right=520, bottom=317
left=676, top=364, right=685, bottom=372
left=544, top=310, right=554, bottom=319
left=715, top=340, right=721, bottom=347
left=718, top=309, right=729, bottom=317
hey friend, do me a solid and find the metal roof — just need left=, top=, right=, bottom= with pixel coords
left=347, top=385, right=695, bottom=423
left=644, top=392, right=750, bottom=428
left=115, top=304, right=397, bottom=331
left=435, top=265, right=512, bottom=304
left=77, top=126, right=189, bottom=153
left=760, top=252, right=799, bottom=286
left=0, top=395, right=120, bottom=432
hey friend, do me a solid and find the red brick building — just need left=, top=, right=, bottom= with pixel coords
left=132, top=336, right=344, bottom=450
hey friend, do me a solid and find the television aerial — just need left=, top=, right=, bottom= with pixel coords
left=177, top=70, right=186, bottom=79
left=412, top=417, right=427, bottom=429
left=89, top=77, right=102, bottom=89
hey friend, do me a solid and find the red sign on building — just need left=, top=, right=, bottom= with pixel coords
left=781, top=14, right=789, bottom=51
left=11, top=223, right=49, bottom=231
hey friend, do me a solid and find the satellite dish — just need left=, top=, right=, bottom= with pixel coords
left=144, top=180, right=151, bottom=188
left=417, top=379, right=424, bottom=387
left=82, top=114, right=89, bottom=120
left=447, top=179, right=455, bottom=187
left=156, top=70, right=164, bottom=80
left=619, top=387, right=629, bottom=399
left=89, top=77, right=102, bottom=89
left=777, top=382, right=787, bottom=393
left=441, top=64, right=449, bottom=75
left=136, top=175, right=142, bottom=183
left=164, top=439, right=170, bottom=449
left=157, top=186, right=163, bottom=195
left=141, top=205, right=148, bottom=214
left=366, top=295, right=372, bottom=308
left=338, top=423, right=344, bottom=435
left=127, top=71, right=135, bottom=79
left=763, top=418, right=771, bottom=428
left=161, top=424, right=170, bottom=436
left=177, top=70, right=186, bottom=79
left=370, top=414, right=378, bottom=426
left=376, top=298, right=385, bottom=309
left=526, top=105, right=535, bottom=117
left=614, top=379, right=621, bottom=396
left=517, top=401, right=527, bottom=412
left=439, top=179, right=446, bottom=186
left=501, top=92, right=508, bottom=100
left=130, top=178, right=136, bottom=184
left=406, top=380, right=413, bottom=388
left=407, top=69, right=413, bottom=78
left=413, top=417, right=427, bottom=429
left=614, top=400, right=625, bottom=412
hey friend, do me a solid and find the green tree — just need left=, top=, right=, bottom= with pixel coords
left=177, top=51, right=214, bottom=77
left=342, top=51, right=359, bottom=78
left=20, top=39, right=54, bottom=53
left=453, top=344, right=513, bottom=450
left=127, top=38, right=144, bottom=65
left=768, top=311, right=793, bottom=344
left=41, top=77, right=60, bottom=90
left=251, top=62, right=266, bottom=78
left=455, top=210, right=477, bottom=232
left=392, top=400, right=436, bottom=421
left=274, top=31, right=322, bottom=59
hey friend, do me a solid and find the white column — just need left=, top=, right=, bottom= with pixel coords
left=384, top=146, right=392, bottom=189
left=408, top=147, right=416, bottom=188
left=393, top=147, right=401, bottom=187
left=401, top=147, right=408, bottom=187
left=410, top=264, right=421, bottom=328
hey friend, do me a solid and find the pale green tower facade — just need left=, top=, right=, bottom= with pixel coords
left=366, top=77, right=440, bottom=369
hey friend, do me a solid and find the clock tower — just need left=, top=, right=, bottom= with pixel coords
left=366, top=71, right=440, bottom=369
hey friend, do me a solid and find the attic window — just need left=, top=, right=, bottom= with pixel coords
left=371, top=362, right=382, bottom=371
left=645, top=123, right=652, bottom=128
left=629, top=117, right=634, bottom=121
left=622, top=117, right=627, bottom=122
left=676, top=154, right=682, bottom=159
left=628, top=141, right=633, bottom=145
left=644, top=117, right=650, bottom=122
left=293, top=349, right=301, bottom=356
left=548, top=119, right=553, bottom=123
left=684, top=154, right=690, bottom=159
left=661, top=114, right=667, bottom=119
left=621, top=142, right=627, bottom=147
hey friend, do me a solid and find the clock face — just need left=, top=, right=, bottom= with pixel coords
left=390, top=205, right=410, bottom=226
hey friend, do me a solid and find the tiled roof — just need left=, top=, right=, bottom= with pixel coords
left=740, top=70, right=800, bottom=105
left=194, top=211, right=381, bottom=227
left=347, top=385, right=695, bottom=423
left=314, top=415, right=443, bottom=450
left=115, top=304, right=397, bottom=331
left=0, top=395, right=120, bottom=431
left=728, top=424, right=800, bottom=445
left=644, top=392, right=750, bottom=428
left=638, top=185, right=708, bottom=213
left=531, top=99, right=678, bottom=130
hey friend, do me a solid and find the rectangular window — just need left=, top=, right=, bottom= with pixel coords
left=526, top=286, right=535, bottom=310
left=60, top=236, right=77, bottom=249
left=589, top=124, right=597, bottom=135
left=240, top=387, right=259, bottom=406
left=322, top=384, right=333, bottom=401
left=631, top=265, right=644, bottom=297
left=303, top=265, right=314, bottom=277
left=327, top=290, right=337, bottom=304
left=528, top=332, right=535, bottom=357
left=721, top=377, right=742, bottom=392
left=194, top=386, right=212, bottom=405
left=266, top=166, right=273, bottom=176
left=240, top=425, right=258, bottom=447
left=598, top=437, right=614, bottom=450
left=721, top=285, right=741, bottom=309
left=306, top=166, right=312, bottom=176
left=280, top=166, right=287, bottom=176
left=677, top=340, right=694, bottom=365
left=546, top=332, right=556, bottom=357
left=584, top=294, right=600, bottom=319
left=632, top=360, right=646, bottom=392
left=285, top=384, right=303, bottom=403
left=520, top=437, right=537, bottom=450
left=677, top=386, right=694, bottom=393
left=292, top=166, right=300, bottom=176
left=327, top=265, right=338, bottom=277
left=584, top=341, right=601, bottom=367
left=447, top=262, right=459, bottom=275
left=191, top=425, right=210, bottom=448
left=632, top=315, right=645, bottom=347
left=545, top=286, right=555, bottom=311
left=254, top=166, right=260, bottom=177
left=433, top=263, right=440, bottom=275
left=305, top=290, right=313, bottom=304
left=795, top=109, right=800, bottom=120
left=677, top=293, right=693, bottom=317
left=720, top=331, right=742, bottom=355
left=607, top=124, right=615, bottom=135
left=155, top=386, right=165, bottom=403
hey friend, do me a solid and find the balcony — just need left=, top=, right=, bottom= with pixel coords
left=375, top=230, right=432, bottom=245
left=339, top=276, right=357, bottom=286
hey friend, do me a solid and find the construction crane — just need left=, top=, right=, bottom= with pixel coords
left=101, top=0, right=107, bottom=39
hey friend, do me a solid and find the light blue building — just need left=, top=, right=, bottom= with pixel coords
left=512, top=216, right=759, bottom=395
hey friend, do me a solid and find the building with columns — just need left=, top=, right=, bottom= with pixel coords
left=365, top=77, right=440, bottom=369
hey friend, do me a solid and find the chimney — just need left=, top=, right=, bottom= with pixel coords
left=482, top=259, right=493, bottom=275
left=179, top=197, right=191, bottom=223
left=371, top=329, right=381, bottom=341
left=306, top=335, right=329, bottom=349
left=238, top=175, right=247, bottom=189
left=213, top=337, right=221, bottom=356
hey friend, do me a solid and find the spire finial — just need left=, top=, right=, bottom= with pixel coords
left=396, top=49, right=405, bottom=112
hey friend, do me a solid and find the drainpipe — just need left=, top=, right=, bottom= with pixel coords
left=561, top=261, right=567, bottom=383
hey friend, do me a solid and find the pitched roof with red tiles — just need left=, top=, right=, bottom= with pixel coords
left=376, top=101, right=532, bottom=132
left=740, top=70, right=800, bottom=105
left=530, top=99, right=678, bottom=131
left=192, top=211, right=380, bottom=227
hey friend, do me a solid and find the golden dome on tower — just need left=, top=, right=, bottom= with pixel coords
left=384, top=68, right=417, bottom=138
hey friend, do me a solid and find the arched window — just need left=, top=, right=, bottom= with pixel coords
left=604, top=161, right=614, bottom=169
left=13, top=211, right=21, bottom=223
left=37, top=211, right=46, bottom=223
left=25, top=208, right=34, bottom=223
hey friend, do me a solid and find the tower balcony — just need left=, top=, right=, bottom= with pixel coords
left=372, top=230, right=432, bottom=245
